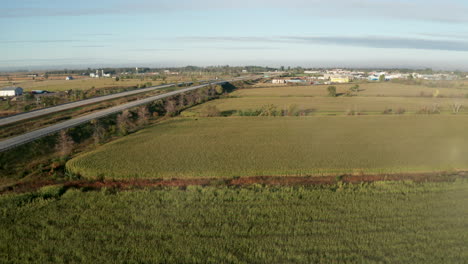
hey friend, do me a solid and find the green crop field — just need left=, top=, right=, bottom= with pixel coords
left=67, top=116, right=468, bottom=179
left=1, top=181, right=467, bottom=263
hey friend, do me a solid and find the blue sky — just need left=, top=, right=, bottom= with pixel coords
left=2, top=0, right=468, bottom=70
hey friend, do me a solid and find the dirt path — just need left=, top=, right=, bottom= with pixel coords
left=2, top=171, right=467, bottom=195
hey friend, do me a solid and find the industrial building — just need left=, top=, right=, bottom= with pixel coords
left=0, top=87, right=23, bottom=97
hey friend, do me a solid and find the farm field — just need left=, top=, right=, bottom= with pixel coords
left=249, top=82, right=468, bottom=97
left=0, top=78, right=159, bottom=92
left=1, top=181, right=467, bottom=263
left=184, top=96, right=468, bottom=115
left=67, top=116, right=468, bottom=179
left=182, top=82, right=468, bottom=116
left=0, top=74, right=231, bottom=92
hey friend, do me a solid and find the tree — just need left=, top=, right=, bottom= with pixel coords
left=137, top=106, right=150, bottom=126
left=379, top=74, right=386, bottom=82
left=451, top=102, right=463, bottom=114
left=56, top=130, right=74, bottom=158
left=202, top=105, right=221, bottom=117
left=350, top=84, right=360, bottom=93
left=91, top=119, right=106, bottom=144
left=117, top=110, right=132, bottom=136
left=164, top=99, right=177, bottom=116
left=44, top=73, right=49, bottom=79
left=214, top=85, right=223, bottom=95
left=186, top=93, right=196, bottom=106
left=327, top=86, right=337, bottom=97
left=178, top=94, right=186, bottom=109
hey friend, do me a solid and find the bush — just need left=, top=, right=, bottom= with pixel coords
left=37, top=185, right=65, bottom=199
left=286, top=104, right=299, bottom=116
left=327, top=86, right=337, bottom=97
left=202, top=105, right=221, bottom=117
left=417, top=104, right=440, bottom=114
left=259, top=104, right=281, bottom=116
left=382, top=108, right=393, bottom=114
left=395, top=108, right=406, bottom=115
left=346, top=109, right=362, bottom=116
left=238, top=109, right=262, bottom=116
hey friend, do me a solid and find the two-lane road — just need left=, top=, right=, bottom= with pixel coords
left=0, top=80, right=229, bottom=152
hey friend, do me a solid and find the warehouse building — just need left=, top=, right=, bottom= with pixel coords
left=0, top=87, right=23, bottom=97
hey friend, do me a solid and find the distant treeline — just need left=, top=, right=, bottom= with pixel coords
left=43, top=66, right=278, bottom=75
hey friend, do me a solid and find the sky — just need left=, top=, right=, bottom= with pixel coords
left=1, top=0, right=468, bottom=70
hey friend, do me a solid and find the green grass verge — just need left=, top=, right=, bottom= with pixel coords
left=1, top=181, right=467, bottom=263
left=67, top=116, right=468, bottom=179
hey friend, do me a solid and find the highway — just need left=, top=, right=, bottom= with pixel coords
left=0, top=80, right=230, bottom=152
left=0, top=82, right=192, bottom=127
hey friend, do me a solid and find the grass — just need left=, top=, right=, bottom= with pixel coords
left=67, top=116, right=468, bottom=179
left=1, top=181, right=467, bottom=263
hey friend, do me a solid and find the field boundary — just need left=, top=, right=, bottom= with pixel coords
left=2, top=171, right=467, bottom=194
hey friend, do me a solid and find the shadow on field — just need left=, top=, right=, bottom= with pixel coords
left=221, top=110, right=237, bottom=116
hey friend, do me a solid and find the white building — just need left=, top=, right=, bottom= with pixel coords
left=0, top=87, right=23, bottom=97
left=90, top=69, right=111, bottom=78
left=272, top=79, right=286, bottom=84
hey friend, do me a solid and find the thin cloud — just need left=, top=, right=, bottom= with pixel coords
left=177, top=36, right=281, bottom=43
left=2, top=0, right=468, bottom=24
left=177, top=35, right=468, bottom=52
left=416, top=32, right=468, bottom=40
left=81, top=33, right=114, bottom=36
left=126, top=48, right=184, bottom=52
left=287, top=36, right=468, bottom=52
left=73, top=45, right=107, bottom=48
left=215, top=46, right=280, bottom=50
left=0, top=40, right=86, bottom=44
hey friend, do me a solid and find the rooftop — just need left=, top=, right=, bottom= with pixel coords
left=0, top=86, right=22, bottom=91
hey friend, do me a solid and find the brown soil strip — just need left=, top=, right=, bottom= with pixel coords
left=2, top=171, right=467, bottom=195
